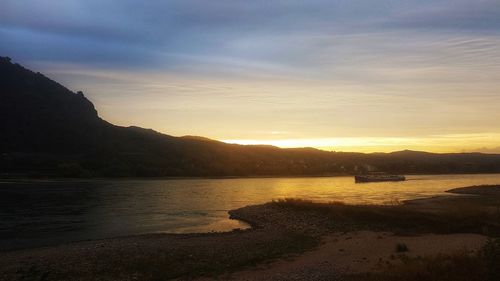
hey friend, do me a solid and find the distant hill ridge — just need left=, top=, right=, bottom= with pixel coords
left=2, top=56, right=500, bottom=177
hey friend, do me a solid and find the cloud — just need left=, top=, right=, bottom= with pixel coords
left=381, top=0, right=500, bottom=31
left=2, top=0, right=500, bottom=72
left=1, top=1, right=500, bottom=151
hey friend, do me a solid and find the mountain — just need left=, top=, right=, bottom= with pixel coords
left=2, top=56, right=500, bottom=178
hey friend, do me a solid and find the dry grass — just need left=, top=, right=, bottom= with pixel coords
left=270, top=194, right=500, bottom=236
left=347, top=238, right=500, bottom=281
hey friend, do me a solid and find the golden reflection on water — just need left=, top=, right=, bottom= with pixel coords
left=159, top=174, right=500, bottom=206
left=141, top=173, right=500, bottom=233
left=3, top=174, right=500, bottom=249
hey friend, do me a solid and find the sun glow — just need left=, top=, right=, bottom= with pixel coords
left=223, top=133, right=500, bottom=153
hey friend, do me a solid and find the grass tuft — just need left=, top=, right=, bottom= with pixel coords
left=348, top=238, right=500, bottom=281
left=396, top=243, right=409, bottom=253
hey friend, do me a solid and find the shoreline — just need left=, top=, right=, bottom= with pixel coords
left=2, top=172, right=500, bottom=182
left=1, top=185, right=499, bottom=280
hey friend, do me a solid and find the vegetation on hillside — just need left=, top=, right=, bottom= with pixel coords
left=3, top=56, right=500, bottom=178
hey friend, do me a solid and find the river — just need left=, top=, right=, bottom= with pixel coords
left=1, top=174, right=500, bottom=250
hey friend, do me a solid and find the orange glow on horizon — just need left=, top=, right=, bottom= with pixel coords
left=222, top=133, right=500, bottom=153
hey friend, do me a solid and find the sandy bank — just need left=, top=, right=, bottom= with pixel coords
left=205, top=231, right=487, bottom=281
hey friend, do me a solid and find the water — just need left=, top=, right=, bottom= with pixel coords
left=1, top=174, right=500, bottom=251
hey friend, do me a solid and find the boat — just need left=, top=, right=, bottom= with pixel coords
left=354, top=174, right=406, bottom=183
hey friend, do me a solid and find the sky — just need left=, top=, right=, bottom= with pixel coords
left=2, top=0, right=500, bottom=153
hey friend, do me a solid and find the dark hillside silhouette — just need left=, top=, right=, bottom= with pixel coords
left=0, top=56, right=102, bottom=153
left=2, top=56, right=500, bottom=177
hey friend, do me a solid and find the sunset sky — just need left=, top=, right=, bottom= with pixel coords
left=2, top=0, right=500, bottom=153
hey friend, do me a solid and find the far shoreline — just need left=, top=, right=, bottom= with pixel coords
left=2, top=172, right=500, bottom=183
